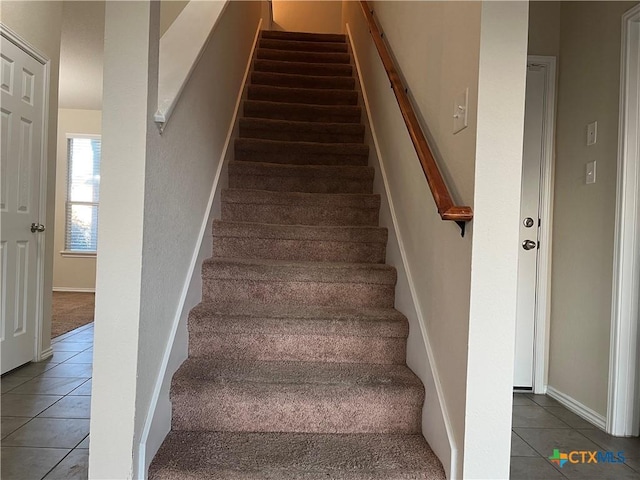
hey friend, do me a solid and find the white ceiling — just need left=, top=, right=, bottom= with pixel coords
left=58, top=1, right=105, bottom=110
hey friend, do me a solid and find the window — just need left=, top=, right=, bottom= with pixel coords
left=65, top=136, right=101, bottom=253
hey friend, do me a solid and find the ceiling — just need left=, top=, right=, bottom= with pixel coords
left=58, top=1, right=105, bottom=110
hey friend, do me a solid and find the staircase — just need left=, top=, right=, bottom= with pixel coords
left=150, top=30, right=446, bottom=480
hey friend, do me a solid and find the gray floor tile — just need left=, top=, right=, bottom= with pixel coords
left=68, top=379, right=92, bottom=396
left=43, top=448, right=89, bottom=480
left=526, top=394, right=561, bottom=407
left=7, top=360, right=60, bottom=378
left=10, top=376, right=87, bottom=395
left=514, top=427, right=602, bottom=457
left=578, top=429, right=640, bottom=458
left=77, top=435, right=89, bottom=449
left=512, top=405, right=572, bottom=429
left=513, top=394, right=537, bottom=406
left=0, top=446, right=70, bottom=480
left=510, top=456, right=565, bottom=479
left=40, top=363, right=92, bottom=378
left=1, top=417, right=30, bottom=439
left=38, top=396, right=91, bottom=419
left=1, top=394, right=62, bottom=417
left=63, top=351, right=93, bottom=364
left=52, top=342, right=92, bottom=352
left=2, top=417, right=90, bottom=448
left=512, top=432, right=539, bottom=457
left=627, top=457, right=640, bottom=472
left=558, top=460, right=640, bottom=479
left=1, top=375, right=32, bottom=394
left=544, top=406, right=597, bottom=429
left=48, top=351, right=82, bottom=363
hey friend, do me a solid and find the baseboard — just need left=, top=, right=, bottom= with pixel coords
left=136, top=18, right=263, bottom=480
left=346, top=23, right=457, bottom=480
left=37, top=346, right=53, bottom=362
left=546, top=386, right=607, bottom=430
left=52, top=287, right=95, bottom=293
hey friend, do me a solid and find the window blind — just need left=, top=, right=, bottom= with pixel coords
left=65, top=137, right=101, bottom=252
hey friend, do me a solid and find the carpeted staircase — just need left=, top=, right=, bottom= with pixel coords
left=150, top=30, right=446, bottom=480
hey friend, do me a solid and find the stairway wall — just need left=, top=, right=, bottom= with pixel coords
left=92, top=2, right=267, bottom=478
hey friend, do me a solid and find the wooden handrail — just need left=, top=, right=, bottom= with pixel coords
left=359, top=1, right=473, bottom=235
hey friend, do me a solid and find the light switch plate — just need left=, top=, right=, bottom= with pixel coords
left=586, top=160, right=596, bottom=184
left=587, top=121, right=597, bottom=146
left=453, top=88, right=468, bottom=134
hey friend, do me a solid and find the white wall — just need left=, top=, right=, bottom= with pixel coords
left=548, top=1, right=638, bottom=418
left=160, top=0, right=189, bottom=37
left=90, top=1, right=265, bottom=478
left=345, top=1, right=528, bottom=477
left=344, top=1, right=480, bottom=476
left=53, top=109, right=101, bottom=291
left=0, top=0, right=64, bottom=358
left=272, top=0, right=342, bottom=33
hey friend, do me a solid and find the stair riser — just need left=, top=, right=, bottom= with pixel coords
left=251, top=72, right=355, bottom=90
left=221, top=203, right=379, bottom=226
left=234, top=150, right=368, bottom=167
left=240, top=125, right=364, bottom=144
left=202, top=279, right=395, bottom=308
left=189, top=332, right=405, bottom=364
left=247, top=85, right=358, bottom=106
left=257, top=49, right=351, bottom=64
left=212, top=236, right=385, bottom=263
left=254, top=59, right=353, bottom=77
left=171, top=385, right=422, bottom=434
left=229, top=172, right=373, bottom=194
left=244, top=102, right=361, bottom=124
left=259, top=38, right=349, bottom=53
left=261, top=30, right=347, bottom=43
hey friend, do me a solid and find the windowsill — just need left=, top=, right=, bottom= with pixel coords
left=60, top=250, right=97, bottom=258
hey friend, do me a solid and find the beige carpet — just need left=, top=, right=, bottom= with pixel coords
left=52, top=292, right=95, bottom=338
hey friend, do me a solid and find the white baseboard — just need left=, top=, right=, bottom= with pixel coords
left=546, top=386, right=607, bottom=430
left=346, top=23, right=457, bottom=480
left=52, top=287, right=95, bottom=293
left=135, top=18, right=263, bottom=480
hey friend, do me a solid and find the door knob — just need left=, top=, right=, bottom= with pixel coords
left=523, top=217, right=535, bottom=228
left=522, top=240, right=537, bottom=250
left=30, top=223, right=45, bottom=233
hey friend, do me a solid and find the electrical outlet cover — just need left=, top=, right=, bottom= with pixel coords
left=453, top=88, right=469, bottom=134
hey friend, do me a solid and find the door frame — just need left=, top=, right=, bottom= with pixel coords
left=608, top=3, right=640, bottom=437
left=525, top=55, right=557, bottom=394
left=0, top=23, right=51, bottom=363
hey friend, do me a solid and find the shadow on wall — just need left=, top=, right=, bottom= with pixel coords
left=271, top=0, right=343, bottom=33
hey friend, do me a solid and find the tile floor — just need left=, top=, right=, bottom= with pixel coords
left=1, top=323, right=93, bottom=480
left=512, top=393, right=640, bottom=479
left=3, top=330, right=639, bottom=480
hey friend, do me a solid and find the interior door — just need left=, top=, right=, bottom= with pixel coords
left=1, top=35, right=46, bottom=374
left=514, top=64, right=546, bottom=389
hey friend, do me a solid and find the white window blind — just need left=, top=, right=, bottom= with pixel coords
left=65, top=136, right=101, bottom=252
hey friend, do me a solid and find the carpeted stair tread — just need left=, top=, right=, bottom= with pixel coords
left=254, top=59, right=353, bottom=77
left=251, top=71, right=355, bottom=90
left=212, top=221, right=385, bottom=243
left=189, top=302, right=407, bottom=337
left=247, top=84, right=358, bottom=106
left=257, top=48, right=351, bottom=64
left=261, top=30, right=347, bottom=43
left=187, top=303, right=407, bottom=363
left=235, top=138, right=368, bottom=166
left=239, top=117, right=364, bottom=144
left=259, top=38, right=348, bottom=53
left=229, top=163, right=373, bottom=194
left=150, top=431, right=446, bottom=480
left=170, top=360, right=423, bottom=433
left=202, top=257, right=396, bottom=285
left=212, top=218, right=385, bottom=262
left=244, top=100, right=361, bottom=123
left=221, top=189, right=380, bottom=226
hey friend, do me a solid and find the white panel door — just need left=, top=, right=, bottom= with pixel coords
left=0, top=36, right=46, bottom=374
left=514, top=64, right=545, bottom=389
